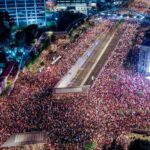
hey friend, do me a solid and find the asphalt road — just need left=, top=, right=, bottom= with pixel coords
left=71, top=21, right=123, bottom=87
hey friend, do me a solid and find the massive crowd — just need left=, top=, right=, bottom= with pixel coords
left=0, top=0, right=150, bottom=149
left=0, top=19, right=113, bottom=148
left=129, top=0, right=150, bottom=13
left=2, top=19, right=113, bottom=101
left=90, top=21, right=150, bottom=148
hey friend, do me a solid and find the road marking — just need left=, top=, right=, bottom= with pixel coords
left=80, top=30, right=117, bottom=86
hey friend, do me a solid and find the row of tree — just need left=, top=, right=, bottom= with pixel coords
left=0, top=10, right=46, bottom=63
left=0, top=11, right=45, bottom=47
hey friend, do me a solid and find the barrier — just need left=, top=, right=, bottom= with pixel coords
left=54, top=85, right=90, bottom=94
left=131, top=129, right=150, bottom=136
left=51, top=56, right=62, bottom=65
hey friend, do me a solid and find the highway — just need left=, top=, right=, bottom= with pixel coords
left=56, top=0, right=150, bottom=89
left=56, top=21, right=123, bottom=88
left=72, top=21, right=123, bottom=86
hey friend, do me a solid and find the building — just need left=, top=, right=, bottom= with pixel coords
left=138, top=30, right=150, bottom=79
left=0, top=0, right=46, bottom=27
left=1, top=131, right=48, bottom=150
left=138, top=43, right=150, bottom=78
left=55, top=0, right=89, bottom=15
left=55, top=4, right=89, bottom=15
left=57, top=0, right=87, bottom=4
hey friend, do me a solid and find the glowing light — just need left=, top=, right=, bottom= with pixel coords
left=140, top=16, right=145, bottom=20
left=145, top=76, right=150, bottom=80
left=55, top=17, right=58, bottom=21
left=120, top=15, right=123, bottom=19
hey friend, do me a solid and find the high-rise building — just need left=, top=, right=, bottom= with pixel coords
left=0, top=0, right=46, bottom=27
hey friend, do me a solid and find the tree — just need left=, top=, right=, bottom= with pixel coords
left=85, top=141, right=97, bottom=150
left=102, top=145, right=108, bottom=150
left=128, top=139, right=150, bottom=150
left=109, top=139, right=117, bottom=150
left=102, top=139, right=125, bottom=150
left=0, top=11, right=15, bottom=44
left=116, top=145, right=124, bottom=150
left=24, top=24, right=38, bottom=44
left=47, top=21, right=57, bottom=31
left=0, top=51, right=7, bottom=63
left=15, top=30, right=26, bottom=47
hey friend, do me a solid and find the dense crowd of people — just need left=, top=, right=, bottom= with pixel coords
left=129, top=0, right=150, bottom=13
left=90, top=21, right=150, bottom=148
left=0, top=0, right=150, bottom=149
left=0, top=19, right=113, bottom=148
left=2, top=19, right=113, bottom=101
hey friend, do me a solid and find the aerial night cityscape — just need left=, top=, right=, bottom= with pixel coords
left=0, top=0, right=150, bottom=149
